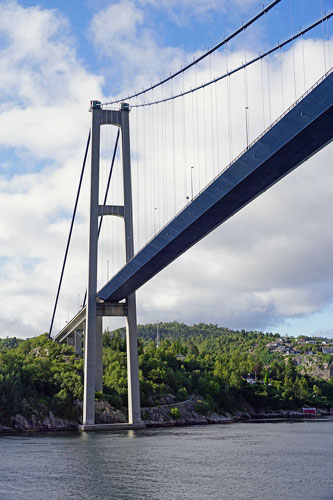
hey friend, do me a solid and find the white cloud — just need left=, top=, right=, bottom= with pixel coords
left=0, top=0, right=332, bottom=340
left=88, top=1, right=188, bottom=96
left=0, top=1, right=103, bottom=162
left=90, top=0, right=143, bottom=44
left=0, top=1, right=104, bottom=336
left=88, top=0, right=260, bottom=98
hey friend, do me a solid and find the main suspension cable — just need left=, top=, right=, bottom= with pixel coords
left=49, top=130, right=91, bottom=338
left=128, top=11, right=332, bottom=108
left=102, top=0, right=281, bottom=106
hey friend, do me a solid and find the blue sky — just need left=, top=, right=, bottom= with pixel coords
left=16, top=0, right=332, bottom=94
left=0, top=0, right=332, bottom=338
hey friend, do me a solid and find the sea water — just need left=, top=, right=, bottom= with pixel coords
left=0, top=420, right=332, bottom=500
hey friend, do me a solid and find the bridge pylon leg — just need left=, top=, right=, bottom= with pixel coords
left=126, top=293, right=141, bottom=424
left=95, top=316, right=103, bottom=393
left=121, top=104, right=142, bottom=425
left=83, top=101, right=101, bottom=426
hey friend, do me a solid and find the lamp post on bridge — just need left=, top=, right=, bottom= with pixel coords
left=190, top=166, right=194, bottom=201
left=153, top=207, right=157, bottom=234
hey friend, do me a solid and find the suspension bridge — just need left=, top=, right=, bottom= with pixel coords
left=48, top=1, right=333, bottom=430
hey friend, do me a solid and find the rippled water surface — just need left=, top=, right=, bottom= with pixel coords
left=1, top=420, right=333, bottom=500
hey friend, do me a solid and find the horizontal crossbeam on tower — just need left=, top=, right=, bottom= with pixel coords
left=98, top=204, right=124, bottom=217
left=98, top=70, right=333, bottom=304
left=53, top=302, right=128, bottom=343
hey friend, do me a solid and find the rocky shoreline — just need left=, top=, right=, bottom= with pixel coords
left=140, top=396, right=331, bottom=427
left=1, top=396, right=331, bottom=433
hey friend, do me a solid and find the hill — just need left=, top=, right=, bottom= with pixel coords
left=0, top=323, right=332, bottom=430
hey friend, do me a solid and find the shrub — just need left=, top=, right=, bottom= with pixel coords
left=170, top=407, right=181, bottom=419
left=176, top=387, right=188, bottom=402
left=194, top=399, right=211, bottom=415
left=95, top=391, right=104, bottom=401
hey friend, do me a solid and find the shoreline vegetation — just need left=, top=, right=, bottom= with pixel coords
left=0, top=322, right=332, bottom=433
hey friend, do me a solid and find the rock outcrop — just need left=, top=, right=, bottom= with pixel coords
left=141, top=395, right=233, bottom=426
left=10, top=411, right=76, bottom=431
left=294, top=355, right=333, bottom=380
left=75, top=400, right=127, bottom=425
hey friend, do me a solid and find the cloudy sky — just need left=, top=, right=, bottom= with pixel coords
left=0, top=0, right=332, bottom=339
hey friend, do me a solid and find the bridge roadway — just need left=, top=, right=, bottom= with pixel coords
left=99, top=71, right=333, bottom=302
left=55, top=70, right=332, bottom=342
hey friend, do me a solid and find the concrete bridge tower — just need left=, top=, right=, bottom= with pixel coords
left=82, top=100, right=143, bottom=430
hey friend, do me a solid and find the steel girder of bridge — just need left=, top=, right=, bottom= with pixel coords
left=97, top=70, right=333, bottom=303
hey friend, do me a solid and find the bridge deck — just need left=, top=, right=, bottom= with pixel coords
left=98, top=71, right=333, bottom=304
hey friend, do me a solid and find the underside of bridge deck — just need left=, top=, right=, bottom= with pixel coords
left=97, top=71, right=333, bottom=304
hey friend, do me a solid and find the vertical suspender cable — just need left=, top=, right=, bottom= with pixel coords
left=149, top=105, right=152, bottom=228
left=301, top=32, right=306, bottom=92
left=321, top=0, right=327, bottom=72
left=49, top=130, right=90, bottom=338
left=157, top=89, right=161, bottom=232
left=191, top=82, right=195, bottom=186
left=209, top=51, right=215, bottom=177
left=243, top=24, right=250, bottom=148
left=152, top=94, right=156, bottom=233
left=202, top=85, right=207, bottom=186
left=226, top=42, right=233, bottom=163
left=327, top=18, right=331, bottom=69
left=162, top=99, right=166, bottom=225
left=279, top=45, right=285, bottom=112
left=215, top=80, right=220, bottom=172
left=143, top=97, right=147, bottom=242
left=149, top=95, right=153, bottom=234
left=195, top=63, right=200, bottom=186
left=290, top=0, right=297, bottom=101
left=264, top=10, right=272, bottom=124
left=135, top=99, right=140, bottom=251
left=182, top=72, right=187, bottom=204
left=260, top=55, right=266, bottom=129
left=171, top=79, right=176, bottom=215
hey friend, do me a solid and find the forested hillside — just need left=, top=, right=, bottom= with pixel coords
left=0, top=323, right=332, bottom=427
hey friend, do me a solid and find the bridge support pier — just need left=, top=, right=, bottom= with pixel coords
left=67, top=333, right=74, bottom=347
left=67, top=330, right=83, bottom=357
left=74, top=329, right=83, bottom=357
